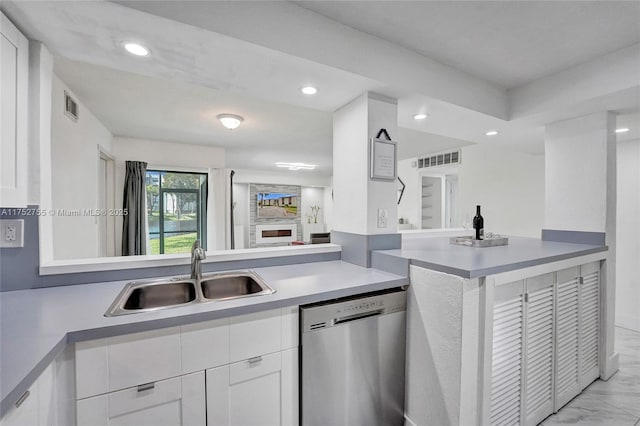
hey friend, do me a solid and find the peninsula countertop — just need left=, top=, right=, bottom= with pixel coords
left=0, top=260, right=408, bottom=416
left=373, top=235, right=608, bottom=279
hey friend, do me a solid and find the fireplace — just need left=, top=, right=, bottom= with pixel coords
left=255, top=224, right=297, bottom=244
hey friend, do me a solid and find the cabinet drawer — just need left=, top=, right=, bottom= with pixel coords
left=229, top=351, right=282, bottom=385
left=109, top=377, right=181, bottom=418
left=77, top=372, right=205, bottom=426
left=230, top=309, right=281, bottom=362
left=76, top=327, right=181, bottom=398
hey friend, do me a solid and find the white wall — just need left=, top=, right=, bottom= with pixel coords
left=111, top=137, right=226, bottom=252
left=398, top=143, right=545, bottom=237
left=233, top=168, right=331, bottom=187
left=544, top=113, right=614, bottom=232
left=458, top=144, right=544, bottom=237
left=50, top=75, right=113, bottom=259
left=616, top=139, right=640, bottom=331
left=300, top=187, right=325, bottom=226
left=333, top=93, right=398, bottom=235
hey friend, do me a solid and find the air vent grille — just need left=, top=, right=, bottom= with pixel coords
left=415, top=149, right=461, bottom=169
left=64, top=91, right=79, bottom=122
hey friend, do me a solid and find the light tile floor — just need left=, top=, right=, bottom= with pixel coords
left=541, top=326, right=640, bottom=426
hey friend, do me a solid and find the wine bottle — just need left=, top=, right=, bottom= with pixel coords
left=473, top=205, right=484, bottom=240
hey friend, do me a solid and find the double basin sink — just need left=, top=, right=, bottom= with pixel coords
left=105, top=270, right=275, bottom=317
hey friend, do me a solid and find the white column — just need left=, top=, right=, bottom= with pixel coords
left=544, top=111, right=618, bottom=378
left=332, top=92, right=398, bottom=235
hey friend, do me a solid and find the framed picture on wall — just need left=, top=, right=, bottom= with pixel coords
left=370, top=138, right=397, bottom=181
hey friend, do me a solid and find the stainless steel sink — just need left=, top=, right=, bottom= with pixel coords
left=200, top=271, right=275, bottom=301
left=105, top=278, right=198, bottom=317
left=105, top=271, right=275, bottom=317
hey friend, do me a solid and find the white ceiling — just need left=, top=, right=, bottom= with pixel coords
left=2, top=0, right=638, bottom=175
left=296, top=1, right=640, bottom=89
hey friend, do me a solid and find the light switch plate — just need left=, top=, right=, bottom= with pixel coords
left=0, top=219, right=24, bottom=248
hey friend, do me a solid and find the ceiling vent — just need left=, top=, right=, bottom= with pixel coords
left=414, top=149, right=461, bottom=169
left=64, top=91, right=79, bottom=122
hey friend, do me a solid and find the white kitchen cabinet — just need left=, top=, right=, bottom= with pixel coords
left=0, top=12, right=28, bottom=207
left=0, top=364, right=56, bottom=426
left=76, top=371, right=205, bottom=426
left=523, top=273, right=554, bottom=426
left=206, top=347, right=299, bottom=426
left=489, top=280, right=525, bottom=426
left=554, top=267, right=580, bottom=410
left=490, top=263, right=602, bottom=425
left=578, top=262, right=600, bottom=389
left=75, top=327, right=181, bottom=399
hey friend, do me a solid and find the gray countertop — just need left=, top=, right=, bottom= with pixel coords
left=0, top=260, right=407, bottom=416
left=374, top=236, right=607, bottom=278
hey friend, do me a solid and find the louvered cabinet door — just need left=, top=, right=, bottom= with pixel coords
left=523, top=274, right=555, bottom=426
left=554, top=267, right=581, bottom=411
left=579, top=262, right=600, bottom=389
left=490, top=280, right=525, bottom=426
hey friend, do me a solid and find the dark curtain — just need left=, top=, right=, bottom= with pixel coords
left=122, top=161, right=148, bottom=256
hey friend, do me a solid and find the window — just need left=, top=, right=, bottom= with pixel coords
left=146, top=170, right=208, bottom=254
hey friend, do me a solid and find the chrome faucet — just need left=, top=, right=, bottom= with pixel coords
left=190, top=240, right=206, bottom=280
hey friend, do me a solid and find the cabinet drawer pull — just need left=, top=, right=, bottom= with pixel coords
left=248, top=356, right=263, bottom=365
left=137, top=382, right=155, bottom=392
left=15, top=390, right=30, bottom=408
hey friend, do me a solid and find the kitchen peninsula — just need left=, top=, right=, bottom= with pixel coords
left=373, top=235, right=611, bottom=426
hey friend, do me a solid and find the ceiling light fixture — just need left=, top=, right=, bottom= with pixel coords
left=485, top=130, right=499, bottom=136
left=413, top=113, right=428, bottom=120
left=276, top=162, right=316, bottom=171
left=301, top=86, right=317, bottom=95
left=217, top=114, right=244, bottom=130
left=615, top=127, right=630, bottom=133
left=123, top=42, right=150, bottom=57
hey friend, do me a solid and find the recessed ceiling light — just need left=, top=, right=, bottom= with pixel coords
left=217, top=114, right=244, bottom=130
left=276, top=162, right=316, bottom=171
left=123, top=42, right=150, bottom=57
left=413, top=113, right=428, bottom=120
left=615, top=127, right=630, bottom=133
left=485, top=130, right=499, bottom=136
left=301, top=86, right=317, bottom=95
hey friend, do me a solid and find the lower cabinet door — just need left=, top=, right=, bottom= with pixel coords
left=489, top=280, right=525, bottom=426
left=579, top=262, right=600, bottom=390
left=554, top=267, right=581, bottom=411
left=523, top=274, right=555, bottom=426
left=76, top=372, right=205, bottom=426
left=206, top=348, right=299, bottom=426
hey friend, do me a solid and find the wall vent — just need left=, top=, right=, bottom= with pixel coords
left=416, top=149, right=461, bottom=169
left=64, top=91, right=79, bottom=122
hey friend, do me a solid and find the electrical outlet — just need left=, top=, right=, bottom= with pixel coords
left=377, top=208, right=388, bottom=228
left=6, top=225, right=16, bottom=241
left=1, top=219, right=24, bottom=248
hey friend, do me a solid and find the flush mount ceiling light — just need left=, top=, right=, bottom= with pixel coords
left=485, top=130, right=499, bottom=136
left=301, top=86, right=317, bottom=95
left=122, top=42, right=150, bottom=57
left=276, top=162, right=316, bottom=171
left=217, top=114, right=244, bottom=130
left=615, top=127, right=630, bottom=133
left=413, top=113, right=428, bottom=120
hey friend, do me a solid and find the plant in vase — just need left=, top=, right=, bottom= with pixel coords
left=310, top=205, right=321, bottom=224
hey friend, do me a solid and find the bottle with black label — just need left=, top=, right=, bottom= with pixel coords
left=473, top=205, right=484, bottom=240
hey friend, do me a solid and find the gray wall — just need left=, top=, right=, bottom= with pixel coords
left=250, top=184, right=302, bottom=247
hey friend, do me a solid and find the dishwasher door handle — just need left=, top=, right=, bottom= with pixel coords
left=334, top=309, right=384, bottom=325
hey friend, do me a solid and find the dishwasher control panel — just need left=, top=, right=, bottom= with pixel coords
left=300, top=288, right=406, bottom=332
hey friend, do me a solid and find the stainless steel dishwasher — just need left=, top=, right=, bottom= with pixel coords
left=300, top=288, right=407, bottom=426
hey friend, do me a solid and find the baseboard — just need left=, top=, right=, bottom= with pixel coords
left=615, top=314, right=640, bottom=332
left=602, top=352, right=619, bottom=381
